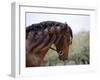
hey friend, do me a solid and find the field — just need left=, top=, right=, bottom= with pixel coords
left=43, top=31, right=90, bottom=66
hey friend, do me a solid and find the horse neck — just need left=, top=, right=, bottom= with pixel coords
left=39, top=33, right=57, bottom=60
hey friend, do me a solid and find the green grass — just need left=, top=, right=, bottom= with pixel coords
left=43, top=31, right=90, bottom=66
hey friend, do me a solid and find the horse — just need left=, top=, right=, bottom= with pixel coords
left=26, top=21, right=73, bottom=67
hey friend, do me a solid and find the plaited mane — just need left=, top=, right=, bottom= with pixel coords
left=26, top=21, right=64, bottom=39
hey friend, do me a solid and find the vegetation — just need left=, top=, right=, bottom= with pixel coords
left=43, top=31, right=90, bottom=66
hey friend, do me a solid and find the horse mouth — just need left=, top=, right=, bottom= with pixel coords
left=58, top=51, right=68, bottom=61
left=59, top=55, right=68, bottom=61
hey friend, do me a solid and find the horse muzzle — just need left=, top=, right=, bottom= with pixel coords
left=58, top=52, right=68, bottom=61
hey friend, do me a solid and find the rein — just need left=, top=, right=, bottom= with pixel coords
left=50, top=47, right=57, bottom=51
left=50, top=47, right=63, bottom=56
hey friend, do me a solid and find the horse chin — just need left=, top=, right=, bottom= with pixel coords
left=59, top=56, right=64, bottom=61
left=59, top=55, right=68, bottom=61
left=59, top=56, right=68, bottom=65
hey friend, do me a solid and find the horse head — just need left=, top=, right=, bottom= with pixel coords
left=55, top=22, right=73, bottom=62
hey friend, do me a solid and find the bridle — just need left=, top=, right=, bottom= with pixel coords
left=49, top=33, right=72, bottom=56
left=50, top=47, right=64, bottom=56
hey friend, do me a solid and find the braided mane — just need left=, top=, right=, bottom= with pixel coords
left=26, top=21, right=73, bottom=42
left=26, top=21, right=64, bottom=37
left=26, top=21, right=64, bottom=31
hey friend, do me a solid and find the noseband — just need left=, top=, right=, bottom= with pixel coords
left=50, top=47, right=64, bottom=56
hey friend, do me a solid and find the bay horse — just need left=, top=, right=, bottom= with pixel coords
left=26, top=21, right=73, bottom=67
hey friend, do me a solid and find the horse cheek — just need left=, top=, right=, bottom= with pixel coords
left=63, top=40, right=69, bottom=60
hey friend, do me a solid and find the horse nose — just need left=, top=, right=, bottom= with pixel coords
left=59, top=51, right=68, bottom=61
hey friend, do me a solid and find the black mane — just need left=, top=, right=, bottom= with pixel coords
left=26, top=21, right=64, bottom=33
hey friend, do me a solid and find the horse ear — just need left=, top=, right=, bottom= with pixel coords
left=63, top=22, right=68, bottom=30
